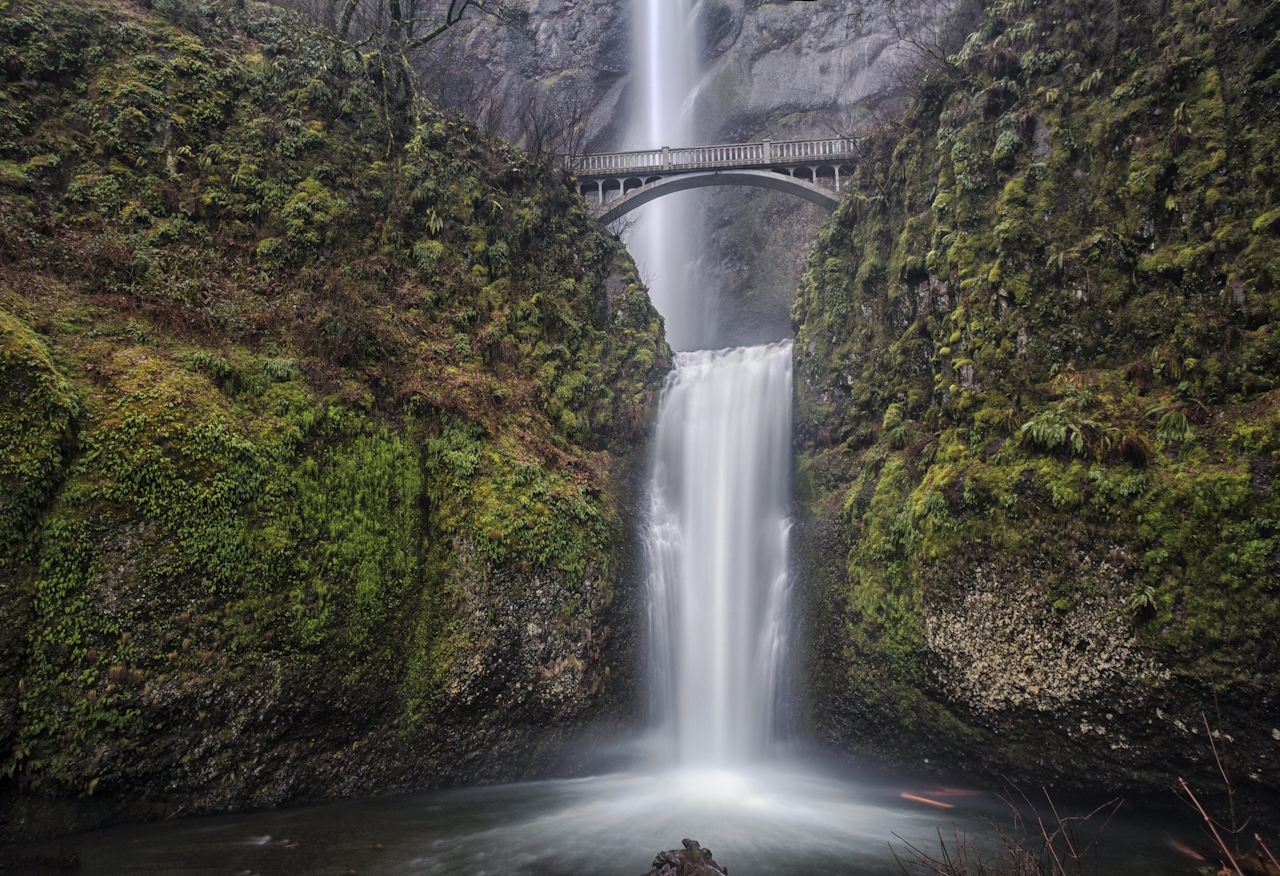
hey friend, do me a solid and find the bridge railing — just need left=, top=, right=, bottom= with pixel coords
left=668, top=143, right=767, bottom=167
left=571, top=138, right=859, bottom=177
left=574, top=149, right=665, bottom=174
left=769, top=139, right=858, bottom=161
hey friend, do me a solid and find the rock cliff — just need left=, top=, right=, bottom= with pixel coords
left=0, top=0, right=667, bottom=840
left=792, top=0, right=1280, bottom=803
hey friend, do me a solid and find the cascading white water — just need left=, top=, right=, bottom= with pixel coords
left=631, top=0, right=794, bottom=770
left=645, top=342, right=794, bottom=765
left=53, top=10, right=1194, bottom=875
left=627, top=0, right=709, bottom=351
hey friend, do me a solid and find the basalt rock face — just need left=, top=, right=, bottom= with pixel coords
left=425, top=0, right=950, bottom=348
left=0, top=0, right=667, bottom=841
left=792, top=0, right=1280, bottom=805
left=424, top=0, right=938, bottom=147
left=415, top=0, right=632, bottom=154
left=690, top=0, right=958, bottom=348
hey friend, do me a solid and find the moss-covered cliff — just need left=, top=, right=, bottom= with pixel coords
left=0, top=0, right=667, bottom=840
left=794, top=0, right=1280, bottom=797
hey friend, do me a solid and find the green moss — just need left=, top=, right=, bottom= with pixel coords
left=0, top=310, right=78, bottom=567
left=0, top=0, right=667, bottom=819
left=795, top=0, right=1280, bottom=789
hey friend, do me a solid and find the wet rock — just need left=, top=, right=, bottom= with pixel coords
left=923, top=560, right=1167, bottom=719
left=638, top=839, right=728, bottom=876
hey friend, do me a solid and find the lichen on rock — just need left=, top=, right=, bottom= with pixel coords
left=924, top=561, right=1166, bottom=718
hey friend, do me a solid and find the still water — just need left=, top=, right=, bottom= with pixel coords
left=60, top=760, right=1197, bottom=875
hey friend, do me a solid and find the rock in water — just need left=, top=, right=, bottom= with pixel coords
left=638, top=839, right=729, bottom=876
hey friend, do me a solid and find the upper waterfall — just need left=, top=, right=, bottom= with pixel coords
left=627, top=0, right=709, bottom=351
left=644, top=342, right=794, bottom=764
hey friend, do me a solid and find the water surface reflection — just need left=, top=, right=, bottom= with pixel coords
left=67, top=763, right=1192, bottom=875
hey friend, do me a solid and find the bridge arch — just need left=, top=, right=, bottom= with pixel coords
left=591, top=170, right=840, bottom=225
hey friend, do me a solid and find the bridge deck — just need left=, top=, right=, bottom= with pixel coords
left=571, top=137, right=858, bottom=179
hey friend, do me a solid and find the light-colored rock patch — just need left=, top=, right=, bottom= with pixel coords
left=924, top=562, right=1166, bottom=715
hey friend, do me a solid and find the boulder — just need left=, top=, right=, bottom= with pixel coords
left=638, top=838, right=729, bottom=876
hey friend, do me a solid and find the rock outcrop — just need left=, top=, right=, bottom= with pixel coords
left=638, top=839, right=729, bottom=876
left=791, top=0, right=1280, bottom=805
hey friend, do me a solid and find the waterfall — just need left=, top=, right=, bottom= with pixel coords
left=628, top=0, right=709, bottom=351
left=633, top=0, right=794, bottom=768
left=645, top=342, right=794, bottom=765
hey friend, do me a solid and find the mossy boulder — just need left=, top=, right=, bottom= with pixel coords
left=0, top=0, right=667, bottom=840
left=793, top=0, right=1280, bottom=803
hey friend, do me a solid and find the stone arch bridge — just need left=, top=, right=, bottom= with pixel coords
left=570, top=138, right=858, bottom=224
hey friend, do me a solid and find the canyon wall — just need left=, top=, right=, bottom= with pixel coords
left=423, top=0, right=947, bottom=347
left=791, top=0, right=1280, bottom=802
left=0, top=0, right=666, bottom=840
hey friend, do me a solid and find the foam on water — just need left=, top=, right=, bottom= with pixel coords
left=69, top=763, right=1191, bottom=875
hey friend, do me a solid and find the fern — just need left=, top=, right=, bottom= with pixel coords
left=1147, top=403, right=1196, bottom=443
left=1019, top=409, right=1084, bottom=455
left=1156, top=410, right=1192, bottom=442
left=882, top=403, right=917, bottom=450
left=1128, top=584, right=1158, bottom=618
left=261, top=358, right=297, bottom=382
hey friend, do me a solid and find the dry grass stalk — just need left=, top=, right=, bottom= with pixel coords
left=892, top=787, right=1121, bottom=876
left=1174, top=710, right=1280, bottom=876
left=1179, top=777, right=1245, bottom=876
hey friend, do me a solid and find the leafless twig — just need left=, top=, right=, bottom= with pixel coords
left=1178, top=777, right=1245, bottom=876
left=892, top=786, right=1121, bottom=876
left=1256, top=834, right=1280, bottom=871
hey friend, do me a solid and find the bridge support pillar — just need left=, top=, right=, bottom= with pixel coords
left=834, top=165, right=840, bottom=192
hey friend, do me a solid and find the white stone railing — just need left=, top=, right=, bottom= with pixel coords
left=571, top=137, right=859, bottom=177
left=573, top=149, right=665, bottom=174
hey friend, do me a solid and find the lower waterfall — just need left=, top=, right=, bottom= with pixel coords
left=644, top=342, right=794, bottom=764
